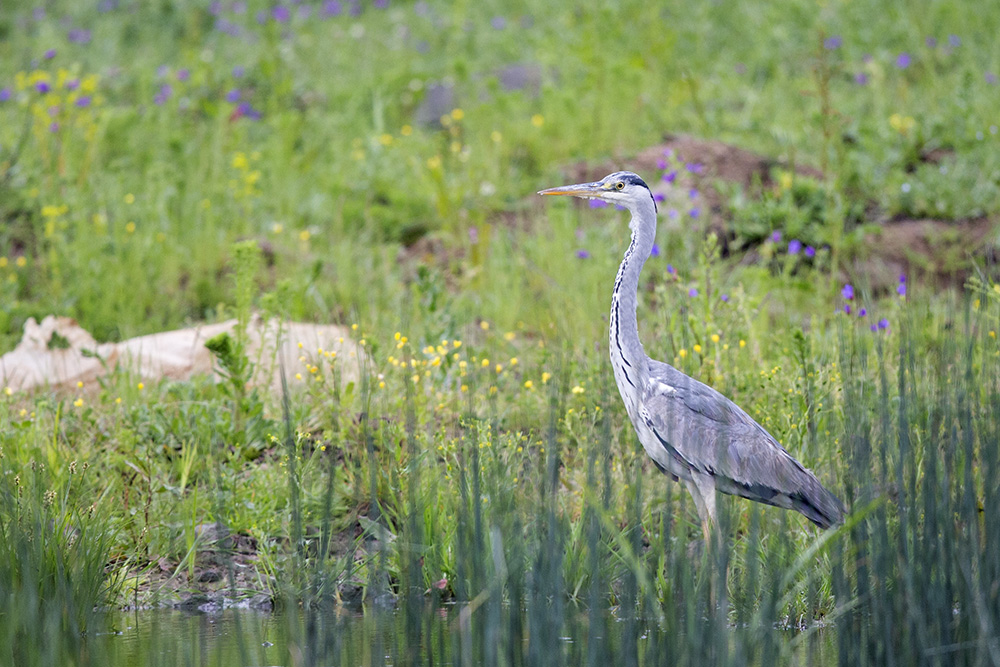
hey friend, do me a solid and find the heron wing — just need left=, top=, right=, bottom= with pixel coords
left=641, top=360, right=844, bottom=527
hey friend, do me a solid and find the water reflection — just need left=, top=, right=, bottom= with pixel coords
left=96, top=603, right=836, bottom=666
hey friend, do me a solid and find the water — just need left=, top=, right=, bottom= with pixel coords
left=90, top=605, right=837, bottom=666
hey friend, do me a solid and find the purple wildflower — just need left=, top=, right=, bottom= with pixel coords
left=686, top=162, right=704, bottom=174
left=689, top=207, right=700, bottom=218
left=575, top=249, right=590, bottom=259
left=75, top=96, right=91, bottom=107
left=859, top=308, right=867, bottom=317
left=854, top=72, right=869, bottom=85
left=233, top=1, right=246, bottom=13
left=987, top=72, right=998, bottom=85
left=176, top=69, right=190, bottom=82
left=491, top=16, right=506, bottom=30
left=662, top=170, right=677, bottom=183
left=468, top=227, right=478, bottom=244
left=653, top=193, right=665, bottom=203
left=0, top=88, right=11, bottom=102
left=49, top=121, right=59, bottom=133
left=788, top=239, right=802, bottom=255
left=256, top=10, right=268, bottom=23
left=897, top=282, right=906, bottom=297
left=688, top=188, right=698, bottom=199
left=47, top=105, right=59, bottom=117
left=668, top=209, right=679, bottom=220
left=870, top=323, right=878, bottom=332
left=824, top=35, right=842, bottom=50
left=878, top=318, right=889, bottom=330
left=926, top=36, right=937, bottom=48
left=656, top=158, right=667, bottom=170
left=844, top=304, right=852, bottom=315
left=650, top=243, right=660, bottom=257
left=32, top=7, right=46, bottom=20
left=804, top=245, right=816, bottom=258
left=770, top=230, right=782, bottom=243
left=65, top=79, right=79, bottom=90
left=225, top=88, right=241, bottom=103
left=68, top=29, right=92, bottom=44
left=688, top=288, right=698, bottom=297
left=215, top=18, right=241, bottom=36
left=896, top=52, right=911, bottom=69
left=273, top=5, right=290, bottom=22
left=948, top=34, right=961, bottom=47
left=235, top=102, right=262, bottom=120
left=322, top=0, right=342, bottom=16
left=35, top=81, right=51, bottom=94
left=44, top=49, right=56, bottom=59
left=154, top=84, right=171, bottom=105
left=721, top=294, right=729, bottom=303
left=841, top=283, right=854, bottom=300
left=232, top=66, right=245, bottom=78
left=374, top=0, right=388, bottom=7
left=667, top=264, right=676, bottom=275
left=588, top=199, right=608, bottom=209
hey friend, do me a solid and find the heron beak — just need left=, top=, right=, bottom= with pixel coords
left=537, top=182, right=607, bottom=199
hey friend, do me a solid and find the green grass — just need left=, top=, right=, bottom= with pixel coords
left=1, top=0, right=1000, bottom=664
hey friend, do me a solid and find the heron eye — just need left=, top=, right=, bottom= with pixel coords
left=615, top=182, right=625, bottom=190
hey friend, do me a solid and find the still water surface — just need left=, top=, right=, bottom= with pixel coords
left=94, top=605, right=836, bottom=666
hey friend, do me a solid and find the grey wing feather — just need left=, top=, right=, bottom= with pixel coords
left=643, top=360, right=844, bottom=528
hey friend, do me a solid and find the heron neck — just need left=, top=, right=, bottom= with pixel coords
left=610, top=201, right=657, bottom=395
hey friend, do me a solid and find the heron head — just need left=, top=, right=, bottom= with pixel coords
left=538, top=171, right=656, bottom=212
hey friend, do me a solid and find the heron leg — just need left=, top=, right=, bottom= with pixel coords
left=684, top=473, right=717, bottom=544
left=682, top=475, right=712, bottom=543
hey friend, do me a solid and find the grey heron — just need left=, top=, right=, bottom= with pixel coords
left=539, top=171, right=844, bottom=539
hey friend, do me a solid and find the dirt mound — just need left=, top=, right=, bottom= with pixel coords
left=855, top=216, right=997, bottom=292
left=562, top=134, right=997, bottom=287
